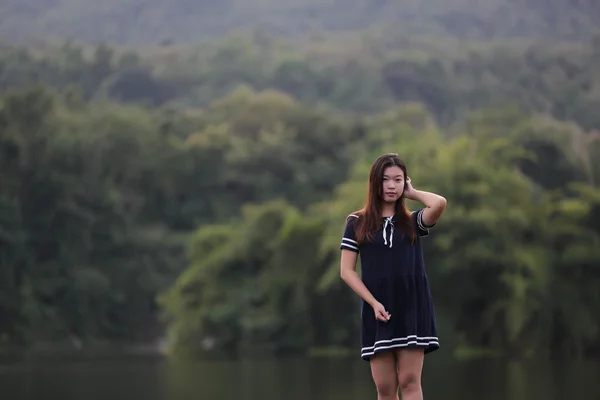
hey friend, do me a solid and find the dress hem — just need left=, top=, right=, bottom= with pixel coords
left=360, top=339, right=440, bottom=361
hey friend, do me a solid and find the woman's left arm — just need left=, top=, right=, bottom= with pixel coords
left=404, top=178, right=447, bottom=227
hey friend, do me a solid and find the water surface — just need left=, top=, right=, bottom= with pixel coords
left=1, top=354, right=598, bottom=399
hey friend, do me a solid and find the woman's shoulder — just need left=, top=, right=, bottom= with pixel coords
left=407, top=208, right=425, bottom=219
left=345, top=210, right=363, bottom=221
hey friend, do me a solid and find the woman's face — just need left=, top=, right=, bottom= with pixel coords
left=381, top=165, right=405, bottom=203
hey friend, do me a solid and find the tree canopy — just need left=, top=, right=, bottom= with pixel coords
left=1, top=11, right=599, bottom=360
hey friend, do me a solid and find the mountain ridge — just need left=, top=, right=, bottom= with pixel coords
left=1, top=0, right=599, bottom=45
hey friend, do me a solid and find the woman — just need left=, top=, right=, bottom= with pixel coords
left=340, top=153, right=446, bottom=400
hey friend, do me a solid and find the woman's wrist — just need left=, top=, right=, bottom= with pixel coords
left=409, top=189, right=444, bottom=207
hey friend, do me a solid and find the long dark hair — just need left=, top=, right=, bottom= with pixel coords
left=353, top=153, right=416, bottom=244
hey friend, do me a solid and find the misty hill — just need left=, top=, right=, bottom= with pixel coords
left=1, top=0, right=599, bottom=45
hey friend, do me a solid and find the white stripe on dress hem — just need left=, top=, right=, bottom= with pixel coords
left=361, top=340, right=439, bottom=357
left=361, top=335, right=439, bottom=351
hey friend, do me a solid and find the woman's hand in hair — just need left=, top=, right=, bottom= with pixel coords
left=403, top=177, right=447, bottom=226
left=403, top=177, right=416, bottom=200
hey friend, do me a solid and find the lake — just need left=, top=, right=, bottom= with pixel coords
left=1, top=353, right=599, bottom=399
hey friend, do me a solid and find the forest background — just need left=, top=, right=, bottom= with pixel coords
left=1, top=0, right=599, bottom=361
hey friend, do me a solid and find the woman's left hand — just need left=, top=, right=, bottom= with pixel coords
left=404, top=177, right=416, bottom=199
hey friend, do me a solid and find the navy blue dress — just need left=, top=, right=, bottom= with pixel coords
left=340, top=208, right=440, bottom=361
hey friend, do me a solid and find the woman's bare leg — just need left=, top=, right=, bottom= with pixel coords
left=396, top=348, right=424, bottom=400
left=370, top=351, right=400, bottom=400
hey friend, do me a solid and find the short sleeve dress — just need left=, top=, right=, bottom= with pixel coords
left=340, top=208, right=440, bottom=361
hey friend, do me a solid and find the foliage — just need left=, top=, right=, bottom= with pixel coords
left=0, top=84, right=361, bottom=348
left=1, top=14, right=599, bottom=360
left=2, top=34, right=600, bottom=131
left=162, top=105, right=600, bottom=359
left=158, top=201, right=357, bottom=358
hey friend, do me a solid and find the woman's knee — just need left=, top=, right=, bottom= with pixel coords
left=375, top=379, right=398, bottom=397
left=396, top=348, right=424, bottom=394
left=397, top=371, right=420, bottom=393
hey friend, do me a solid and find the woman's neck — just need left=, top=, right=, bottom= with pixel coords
left=381, top=204, right=395, bottom=217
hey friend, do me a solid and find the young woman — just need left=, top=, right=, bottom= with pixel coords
left=340, top=153, right=446, bottom=400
